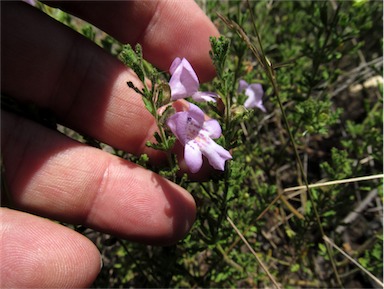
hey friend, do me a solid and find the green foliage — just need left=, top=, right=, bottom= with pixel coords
left=358, top=235, right=383, bottom=277
left=209, top=36, right=231, bottom=81
left=81, top=24, right=96, bottom=42
left=321, top=148, right=354, bottom=179
left=292, top=97, right=343, bottom=135
left=119, top=44, right=146, bottom=83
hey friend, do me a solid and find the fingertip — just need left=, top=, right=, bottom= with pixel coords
left=154, top=178, right=197, bottom=245
left=84, top=162, right=197, bottom=246
left=0, top=208, right=101, bottom=288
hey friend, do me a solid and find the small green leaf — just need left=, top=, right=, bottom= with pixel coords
left=318, top=243, right=327, bottom=254
left=142, top=97, right=154, bottom=115
left=290, top=263, right=300, bottom=273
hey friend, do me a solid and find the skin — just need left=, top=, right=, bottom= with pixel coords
left=1, top=1, right=219, bottom=287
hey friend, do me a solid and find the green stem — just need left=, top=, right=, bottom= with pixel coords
left=152, top=97, right=174, bottom=170
left=245, top=1, right=344, bottom=287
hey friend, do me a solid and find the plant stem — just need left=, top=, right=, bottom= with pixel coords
left=245, top=1, right=344, bottom=286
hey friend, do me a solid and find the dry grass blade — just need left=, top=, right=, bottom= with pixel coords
left=256, top=188, right=305, bottom=221
left=284, top=174, right=384, bottom=193
left=216, top=13, right=269, bottom=75
left=226, top=216, right=281, bottom=289
left=323, top=235, right=384, bottom=287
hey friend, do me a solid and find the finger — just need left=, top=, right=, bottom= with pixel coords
left=2, top=111, right=196, bottom=245
left=0, top=208, right=101, bottom=288
left=2, top=2, right=218, bottom=158
left=2, top=2, right=160, bottom=157
left=46, top=0, right=219, bottom=82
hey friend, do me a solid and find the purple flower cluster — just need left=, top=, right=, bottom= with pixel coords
left=166, top=57, right=265, bottom=173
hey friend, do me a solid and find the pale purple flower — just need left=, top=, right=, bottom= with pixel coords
left=167, top=102, right=232, bottom=173
left=22, top=0, right=36, bottom=5
left=238, top=80, right=266, bottom=112
left=169, top=57, right=217, bottom=102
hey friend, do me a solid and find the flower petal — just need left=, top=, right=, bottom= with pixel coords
left=238, top=79, right=249, bottom=92
left=166, top=112, right=189, bottom=145
left=169, top=58, right=199, bottom=100
left=184, top=142, right=203, bottom=173
left=192, top=91, right=218, bottom=102
left=166, top=113, right=178, bottom=134
left=169, top=57, right=182, bottom=74
left=166, top=103, right=205, bottom=145
left=186, top=102, right=205, bottom=125
left=244, top=83, right=266, bottom=112
left=203, top=119, right=222, bottom=139
left=201, top=140, right=232, bottom=171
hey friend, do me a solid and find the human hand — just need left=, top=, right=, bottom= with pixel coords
left=1, top=1, right=219, bottom=287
